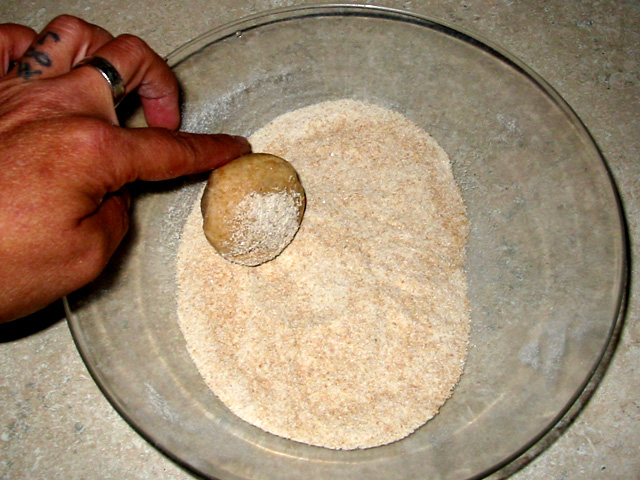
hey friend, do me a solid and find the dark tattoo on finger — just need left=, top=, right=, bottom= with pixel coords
left=16, top=61, right=42, bottom=80
left=24, top=46, right=52, bottom=67
left=15, top=30, right=60, bottom=80
left=36, top=31, right=60, bottom=45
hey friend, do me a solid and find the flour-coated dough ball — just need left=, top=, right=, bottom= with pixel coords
left=201, top=153, right=306, bottom=266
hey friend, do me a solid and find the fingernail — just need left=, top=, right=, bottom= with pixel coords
left=232, top=135, right=251, bottom=149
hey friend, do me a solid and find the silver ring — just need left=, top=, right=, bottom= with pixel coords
left=74, top=56, right=126, bottom=107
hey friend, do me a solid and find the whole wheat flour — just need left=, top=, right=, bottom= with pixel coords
left=176, top=99, right=470, bottom=450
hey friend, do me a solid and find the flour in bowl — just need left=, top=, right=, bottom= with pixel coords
left=177, top=99, right=470, bottom=449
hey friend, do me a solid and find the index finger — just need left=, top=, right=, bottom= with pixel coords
left=111, top=128, right=251, bottom=184
left=0, top=24, right=37, bottom=75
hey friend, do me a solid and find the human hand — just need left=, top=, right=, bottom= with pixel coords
left=0, top=16, right=251, bottom=322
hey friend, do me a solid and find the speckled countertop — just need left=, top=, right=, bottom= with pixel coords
left=1, top=1, right=638, bottom=479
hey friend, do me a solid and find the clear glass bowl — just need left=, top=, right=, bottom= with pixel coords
left=65, top=5, right=628, bottom=480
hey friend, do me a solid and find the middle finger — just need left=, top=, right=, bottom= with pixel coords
left=71, top=34, right=182, bottom=130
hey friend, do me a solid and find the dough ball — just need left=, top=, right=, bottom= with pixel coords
left=201, top=153, right=306, bottom=267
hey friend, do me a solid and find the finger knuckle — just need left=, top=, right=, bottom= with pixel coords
left=165, top=130, right=198, bottom=176
left=114, top=33, right=151, bottom=55
left=88, top=23, right=113, bottom=42
left=48, top=14, right=91, bottom=35
left=68, top=118, right=116, bottom=159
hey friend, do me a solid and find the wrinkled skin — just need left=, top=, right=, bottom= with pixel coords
left=0, top=16, right=251, bottom=321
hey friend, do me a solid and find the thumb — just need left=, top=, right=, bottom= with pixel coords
left=75, top=189, right=131, bottom=283
left=115, top=127, right=252, bottom=183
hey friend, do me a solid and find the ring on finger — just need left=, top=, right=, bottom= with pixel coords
left=74, top=56, right=126, bottom=106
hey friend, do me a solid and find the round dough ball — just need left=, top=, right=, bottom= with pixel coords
left=201, top=153, right=306, bottom=266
